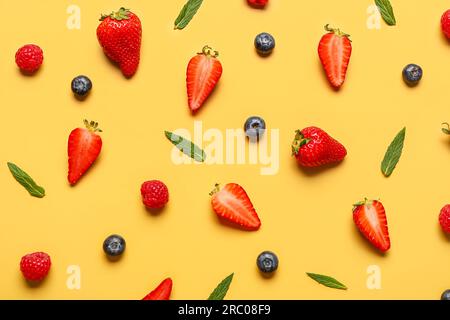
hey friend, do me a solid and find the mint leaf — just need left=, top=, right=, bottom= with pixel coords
left=174, top=2, right=188, bottom=27
left=375, top=0, right=396, bottom=26
left=7, top=162, right=45, bottom=198
left=208, top=273, right=234, bottom=300
left=165, top=131, right=206, bottom=162
left=174, top=0, right=204, bottom=30
left=381, top=127, right=406, bottom=177
left=306, top=273, right=347, bottom=290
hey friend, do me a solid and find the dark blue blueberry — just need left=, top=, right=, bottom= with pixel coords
left=71, top=75, right=92, bottom=97
left=257, top=251, right=278, bottom=273
left=254, top=33, right=275, bottom=56
left=103, top=234, right=126, bottom=257
left=402, top=64, right=423, bottom=86
left=244, top=116, right=266, bottom=139
left=442, top=289, right=450, bottom=300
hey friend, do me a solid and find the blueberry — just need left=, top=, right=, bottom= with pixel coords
left=257, top=251, right=278, bottom=273
left=441, top=289, right=450, bottom=300
left=402, top=64, right=423, bottom=86
left=103, top=234, right=126, bottom=257
left=71, top=75, right=92, bottom=97
left=244, top=116, right=266, bottom=139
left=254, top=33, right=275, bottom=56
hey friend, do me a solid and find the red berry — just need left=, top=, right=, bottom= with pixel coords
left=15, top=44, right=43, bottom=73
left=291, top=127, right=347, bottom=167
left=187, top=46, right=223, bottom=113
left=439, top=205, right=450, bottom=233
left=441, top=10, right=450, bottom=39
left=20, top=252, right=51, bottom=282
left=211, top=183, right=261, bottom=231
left=97, top=8, right=142, bottom=78
left=142, top=278, right=173, bottom=300
left=141, top=180, right=169, bottom=209
left=247, top=0, right=268, bottom=8
left=318, top=25, right=352, bottom=89
left=67, top=120, right=103, bottom=185
left=353, top=200, right=391, bottom=252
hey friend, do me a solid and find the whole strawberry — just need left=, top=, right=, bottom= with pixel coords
left=442, top=9, right=450, bottom=39
left=20, top=252, right=51, bottom=282
left=291, top=127, right=347, bottom=167
left=141, top=180, right=169, bottom=209
left=439, top=204, right=450, bottom=233
left=97, top=7, right=142, bottom=78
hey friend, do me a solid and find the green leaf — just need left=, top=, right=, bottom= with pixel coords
left=174, top=2, right=188, bottom=27
left=7, top=162, right=45, bottom=198
left=375, top=0, right=396, bottom=26
left=208, top=273, right=234, bottom=300
left=381, top=127, right=406, bottom=177
left=174, top=0, right=204, bottom=30
left=306, top=273, right=347, bottom=290
left=165, top=131, right=206, bottom=162
left=442, top=123, right=450, bottom=135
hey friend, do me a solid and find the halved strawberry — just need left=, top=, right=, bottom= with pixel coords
left=210, top=183, right=261, bottom=231
left=353, top=199, right=391, bottom=252
left=68, top=120, right=103, bottom=185
left=186, top=46, right=223, bottom=113
left=318, top=24, right=352, bottom=89
left=142, top=278, right=172, bottom=300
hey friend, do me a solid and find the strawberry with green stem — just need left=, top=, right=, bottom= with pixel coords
left=210, top=183, right=261, bottom=230
left=318, top=24, right=352, bottom=89
left=353, top=199, right=391, bottom=252
left=97, top=7, right=142, bottom=78
left=186, top=46, right=223, bottom=113
left=68, top=120, right=103, bottom=185
left=291, top=127, right=347, bottom=167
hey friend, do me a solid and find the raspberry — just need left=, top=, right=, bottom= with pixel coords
left=20, top=252, right=51, bottom=281
left=141, top=180, right=169, bottom=209
left=440, top=205, right=450, bottom=233
left=15, top=44, right=44, bottom=73
left=247, top=0, right=268, bottom=8
left=441, top=10, right=450, bottom=39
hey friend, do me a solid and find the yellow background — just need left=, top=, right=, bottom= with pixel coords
left=0, top=0, right=449, bottom=300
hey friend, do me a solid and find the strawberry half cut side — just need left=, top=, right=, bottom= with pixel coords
left=210, top=183, right=261, bottom=231
left=187, top=46, right=223, bottom=113
left=353, top=199, right=391, bottom=252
